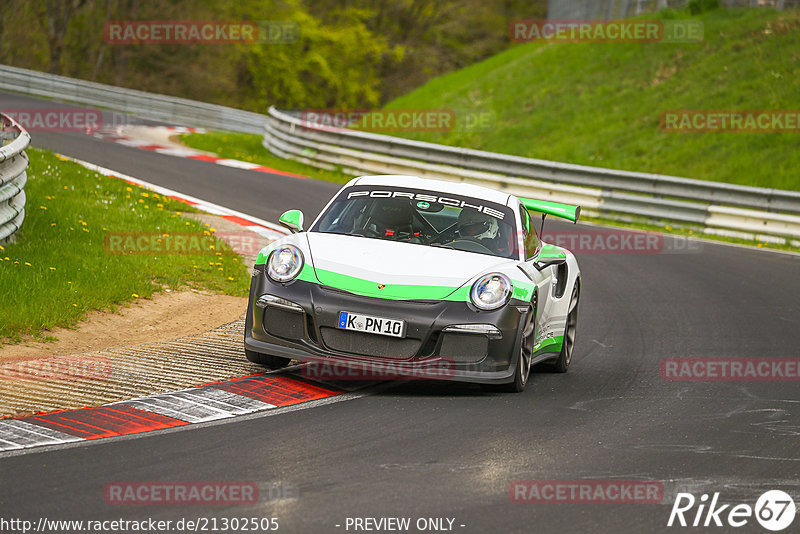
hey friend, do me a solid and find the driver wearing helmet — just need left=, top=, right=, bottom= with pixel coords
left=455, top=208, right=501, bottom=252
left=366, top=197, right=415, bottom=240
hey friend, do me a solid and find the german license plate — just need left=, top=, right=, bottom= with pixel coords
left=337, top=311, right=406, bottom=338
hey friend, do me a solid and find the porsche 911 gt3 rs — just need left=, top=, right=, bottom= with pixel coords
left=244, top=175, right=581, bottom=392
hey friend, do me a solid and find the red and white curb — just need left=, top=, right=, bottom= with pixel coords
left=90, top=125, right=306, bottom=179
left=0, top=157, right=354, bottom=454
left=57, top=155, right=289, bottom=242
left=0, top=373, right=344, bottom=452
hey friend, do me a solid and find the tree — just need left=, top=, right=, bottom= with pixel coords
left=39, top=0, right=89, bottom=73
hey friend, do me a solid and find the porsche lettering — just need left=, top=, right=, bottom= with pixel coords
left=347, top=190, right=505, bottom=220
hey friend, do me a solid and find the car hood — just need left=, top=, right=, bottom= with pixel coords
left=305, top=232, right=511, bottom=300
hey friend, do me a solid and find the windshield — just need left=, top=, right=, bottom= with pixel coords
left=311, top=186, right=519, bottom=259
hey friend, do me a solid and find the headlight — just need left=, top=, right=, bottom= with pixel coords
left=470, top=273, right=512, bottom=311
left=267, top=245, right=304, bottom=283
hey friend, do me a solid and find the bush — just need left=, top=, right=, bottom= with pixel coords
left=688, top=0, right=721, bottom=15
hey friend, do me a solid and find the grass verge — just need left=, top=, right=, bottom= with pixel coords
left=0, top=147, right=251, bottom=345
left=384, top=8, right=800, bottom=192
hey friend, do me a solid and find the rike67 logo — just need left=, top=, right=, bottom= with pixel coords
left=668, top=490, right=796, bottom=531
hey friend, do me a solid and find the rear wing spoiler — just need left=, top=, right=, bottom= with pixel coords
left=520, top=198, right=581, bottom=223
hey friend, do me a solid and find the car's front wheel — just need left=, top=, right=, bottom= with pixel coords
left=496, top=307, right=535, bottom=393
left=245, top=347, right=291, bottom=370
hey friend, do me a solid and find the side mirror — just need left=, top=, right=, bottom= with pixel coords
left=279, top=209, right=304, bottom=233
left=534, top=256, right=566, bottom=271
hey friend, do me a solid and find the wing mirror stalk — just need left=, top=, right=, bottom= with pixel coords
left=534, top=256, right=566, bottom=271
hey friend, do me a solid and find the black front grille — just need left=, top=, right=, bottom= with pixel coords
left=319, top=327, right=421, bottom=358
left=263, top=307, right=305, bottom=340
left=438, top=333, right=488, bottom=363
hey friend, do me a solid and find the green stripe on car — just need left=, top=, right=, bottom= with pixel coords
left=314, top=268, right=462, bottom=301
left=257, top=245, right=536, bottom=303
left=313, top=268, right=536, bottom=303
left=532, top=335, right=564, bottom=354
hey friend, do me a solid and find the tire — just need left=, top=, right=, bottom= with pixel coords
left=551, top=281, right=579, bottom=373
left=245, top=347, right=291, bottom=370
left=493, top=306, right=535, bottom=393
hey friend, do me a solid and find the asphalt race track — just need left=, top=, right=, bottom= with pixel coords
left=1, top=91, right=799, bottom=533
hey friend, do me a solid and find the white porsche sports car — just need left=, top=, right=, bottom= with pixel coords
left=245, top=175, right=581, bottom=392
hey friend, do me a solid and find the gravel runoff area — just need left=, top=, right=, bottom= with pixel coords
left=0, top=318, right=265, bottom=418
left=0, top=212, right=275, bottom=418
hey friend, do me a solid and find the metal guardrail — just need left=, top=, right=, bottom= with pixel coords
left=1, top=64, right=798, bottom=243
left=0, top=113, right=31, bottom=242
left=0, top=65, right=267, bottom=134
left=263, top=107, right=800, bottom=243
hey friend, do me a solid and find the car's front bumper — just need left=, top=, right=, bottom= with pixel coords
left=244, top=265, right=536, bottom=384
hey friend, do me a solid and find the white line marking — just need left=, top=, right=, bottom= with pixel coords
left=115, top=139, right=155, bottom=148
left=0, top=420, right=81, bottom=451
left=0, top=438, right=22, bottom=451
left=57, top=155, right=288, bottom=240
left=154, top=147, right=206, bottom=157
left=216, top=159, right=262, bottom=170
